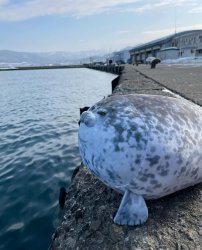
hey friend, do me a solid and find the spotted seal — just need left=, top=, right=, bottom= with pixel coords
left=78, top=94, right=202, bottom=226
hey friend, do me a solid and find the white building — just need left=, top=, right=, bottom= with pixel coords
left=112, top=49, right=130, bottom=64
left=157, top=47, right=179, bottom=60
left=130, top=30, right=202, bottom=63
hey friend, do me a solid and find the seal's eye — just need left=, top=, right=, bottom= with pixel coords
left=97, top=110, right=107, bottom=116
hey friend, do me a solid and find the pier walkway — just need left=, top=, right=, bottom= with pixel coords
left=135, top=64, right=202, bottom=106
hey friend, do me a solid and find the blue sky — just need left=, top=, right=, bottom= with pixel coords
left=0, top=0, right=202, bottom=52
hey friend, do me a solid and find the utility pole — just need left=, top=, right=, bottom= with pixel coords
left=174, top=6, right=177, bottom=35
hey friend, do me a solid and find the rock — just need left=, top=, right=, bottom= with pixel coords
left=90, top=220, right=101, bottom=231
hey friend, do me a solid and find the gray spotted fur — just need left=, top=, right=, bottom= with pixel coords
left=78, top=94, right=202, bottom=225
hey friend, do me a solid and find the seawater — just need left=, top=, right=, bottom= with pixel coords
left=0, top=68, right=116, bottom=250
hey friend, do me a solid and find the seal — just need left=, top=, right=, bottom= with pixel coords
left=78, top=94, right=202, bottom=226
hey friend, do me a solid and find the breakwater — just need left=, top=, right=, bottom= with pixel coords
left=87, top=65, right=123, bottom=92
left=50, top=65, right=202, bottom=250
left=0, top=64, right=84, bottom=71
left=87, top=64, right=124, bottom=75
left=0, top=64, right=124, bottom=73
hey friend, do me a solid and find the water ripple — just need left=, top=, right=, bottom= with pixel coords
left=0, top=68, right=116, bottom=250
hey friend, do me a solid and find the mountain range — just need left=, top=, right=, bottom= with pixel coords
left=0, top=49, right=111, bottom=66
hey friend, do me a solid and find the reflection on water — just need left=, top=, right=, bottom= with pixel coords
left=0, top=68, right=116, bottom=250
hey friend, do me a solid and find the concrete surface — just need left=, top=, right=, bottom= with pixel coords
left=135, top=64, right=202, bottom=106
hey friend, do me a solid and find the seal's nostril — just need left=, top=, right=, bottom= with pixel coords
left=78, top=120, right=81, bottom=126
left=80, top=111, right=96, bottom=127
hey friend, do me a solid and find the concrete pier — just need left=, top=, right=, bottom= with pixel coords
left=87, top=64, right=124, bottom=75
left=135, top=64, right=202, bottom=106
left=50, top=64, right=202, bottom=250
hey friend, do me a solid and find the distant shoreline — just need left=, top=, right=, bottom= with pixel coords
left=0, top=64, right=124, bottom=76
left=0, top=64, right=85, bottom=71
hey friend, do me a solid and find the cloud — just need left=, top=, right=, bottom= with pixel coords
left=0, top=0, right=8, bottom=4
left=0, top=0, right=8, bottom=7
left=0, top=0, right=201, bottom=22
left=0, top=0, right=141, bottom=21
left=189, top=5, right=202, bottom=13
left=124, top=0, right=199, bottom=13
left=112, top=23, right=202, bottom=50
left=142, top=24, right=202, bottom=39
left=116, top=30, right=132, bottom=35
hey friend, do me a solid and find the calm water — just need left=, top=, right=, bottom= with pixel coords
left=0, top=68, right=116, bottom=250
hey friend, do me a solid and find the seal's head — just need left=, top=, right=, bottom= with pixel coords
left=79, top=95, right=138, bottom=131
left=78, top=96, right=134, bottom=148
left=78, top=95, right=148, bottom=190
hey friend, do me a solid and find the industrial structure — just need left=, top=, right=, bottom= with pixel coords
left=112, top=48, right=131, bottom=64
left=129, top=30, right=202, bottom=63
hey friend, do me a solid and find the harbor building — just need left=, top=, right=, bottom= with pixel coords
left=129, top=30, right=202, bottom=63
left=112, top=49, right=131, bottom=64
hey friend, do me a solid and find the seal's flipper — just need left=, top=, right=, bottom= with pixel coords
left=114, top=190, right=148, bottom=226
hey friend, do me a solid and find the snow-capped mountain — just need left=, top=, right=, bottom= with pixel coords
left=0, top=49, right=110, bottom=66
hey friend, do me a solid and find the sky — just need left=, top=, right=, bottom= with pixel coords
left=0, top=0, right=202, bottom=53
